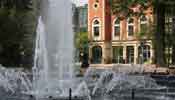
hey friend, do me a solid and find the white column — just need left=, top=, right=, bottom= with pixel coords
left=103, top=42, right=112, bottom=64
left=102, top=44, right=105, bottom=64
left=123, top=45, right=127, bottom=63
left=89, top=45, right=92, bottom=64
left=150, top=44, right=154, bottom=64
left=134, top=44, right=138, bottom=64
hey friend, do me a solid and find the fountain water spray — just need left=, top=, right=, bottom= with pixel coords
left=33, top=0, right=75, bottom=97
left=0, top=0, right=171, bottom=99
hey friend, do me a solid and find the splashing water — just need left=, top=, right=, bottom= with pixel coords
left=84, top=68, right=166, bottom=97
left=32, top=0, right=75, bottom=97
left=0, top=65, right=32, bottom=94
left=0, top=0, right=173, bottom=100
left=93, top=71, right=162, bottom=95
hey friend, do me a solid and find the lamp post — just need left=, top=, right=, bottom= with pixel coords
left=131, top=88, right=135, bottom=100
left=20, top=44, right=25, bottom=67
left=69, top=88, right=72, bottom=100
left=140, top=41, right=145, bottom=64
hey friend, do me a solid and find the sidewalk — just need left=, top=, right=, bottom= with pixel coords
left=89, top=64, right=170, bottom=75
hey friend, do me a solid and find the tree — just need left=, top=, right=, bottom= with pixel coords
left=75, top=31, right=89, bottom=62
left=0, top=0, right=33, bottom=10
left=110, top=0, right=152, bottom=18
left=75, top=31, right=88, bottom=52
left=110, top=0, right=169, bottom=67
left=0, top=0, right=39, bottom=68
left=154, top=0, right=166, bottom=67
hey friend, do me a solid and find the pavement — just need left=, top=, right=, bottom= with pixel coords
left=89, top=64, right=170, bottom=75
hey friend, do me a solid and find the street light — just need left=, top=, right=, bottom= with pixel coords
left=140, top=41, right=145, bottom=64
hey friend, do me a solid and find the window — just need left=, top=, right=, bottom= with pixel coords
left=140, top=16, right=148, bottom=33
left=165, top=47, right=172, bottom=64
left=94, top=27, right=99, bottom=36
left=114, top=19, right=120, bottom=36
left=92, top=46, right=102, bottom=64
left=138, top=45, right=151, bottom=63
left=127, top=18, right=134, bottom=36
left=113, top=46, right=123, bottom=63
left=164, top=17, right=174, bottom=65
left=126, top=46, right=134, bottom=63
left=94, top=3, right=98, bottom=8
left=93, top=19, right=100, bottom=37
left=165, top=17, right=173, bottom=34
left=93, top=0, right=99, bottom=9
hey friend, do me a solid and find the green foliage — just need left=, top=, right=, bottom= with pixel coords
left=135, top=32, right=145, bottom=39
left=111, top=0, right=155, bottom=39
left=1, top=9, right=22, bottom=43
left=75, top=31, right=88, bottom=52
left=135, top=25, right=154, bottom=40
left=0, top=0, right=33, bottom=10
left=0, top=1, right=38, bottom=68
left=110, top=0, right=153, bottom=17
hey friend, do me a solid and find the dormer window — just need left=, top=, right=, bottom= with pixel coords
left=127, top=18, right=134, bottom=36
left=114, top=19, right=120, bottom=36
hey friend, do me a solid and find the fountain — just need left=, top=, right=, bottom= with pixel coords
left=0, top=0, right=175, bottom=100
left=32, top=0, right=75, bottom=98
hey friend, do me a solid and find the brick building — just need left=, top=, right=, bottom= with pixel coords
left=88, top=0, right=154, bottom=65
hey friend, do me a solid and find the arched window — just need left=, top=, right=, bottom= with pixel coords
left=114, top=19, right=120, bottom=36
left=92, top=19, right=100, bottom=37
left=92, top=46, right=102, bottom=64
left=127, top=18, right=134, bottom=36
left=138, top=45, right=151, bottom=63
left=140, top=15, right=148, bottom=33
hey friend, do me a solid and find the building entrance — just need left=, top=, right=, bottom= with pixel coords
left=92, top=46, right=102, bottom=64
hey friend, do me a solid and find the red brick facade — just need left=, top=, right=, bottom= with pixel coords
left=88, top=0, right=154, bottom=65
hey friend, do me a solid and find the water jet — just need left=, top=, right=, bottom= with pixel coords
left=0, top=0, right=174, bottom=100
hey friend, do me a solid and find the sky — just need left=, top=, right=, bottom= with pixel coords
left=73, top=0, right=88, bottom=6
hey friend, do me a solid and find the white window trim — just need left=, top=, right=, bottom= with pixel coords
left=112, top=18, right=121, bottom=40
left=92, top=19, right=101, bottom=41
left=127, top=18, right=135, bottom=39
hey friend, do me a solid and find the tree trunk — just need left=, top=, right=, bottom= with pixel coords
left=154, top=1, right=166, bottom=67
left=172, top=17, right=175, bottom=64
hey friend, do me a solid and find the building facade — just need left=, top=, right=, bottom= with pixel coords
left=88, top=0, right=154, bottom=64
left=156, top=0, right=175, bottom=67
left=77, top=4, right=88, bottom=32
left=72, top=3, right=79, bottom=33
left=72, top=4, right=88, bottom=33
